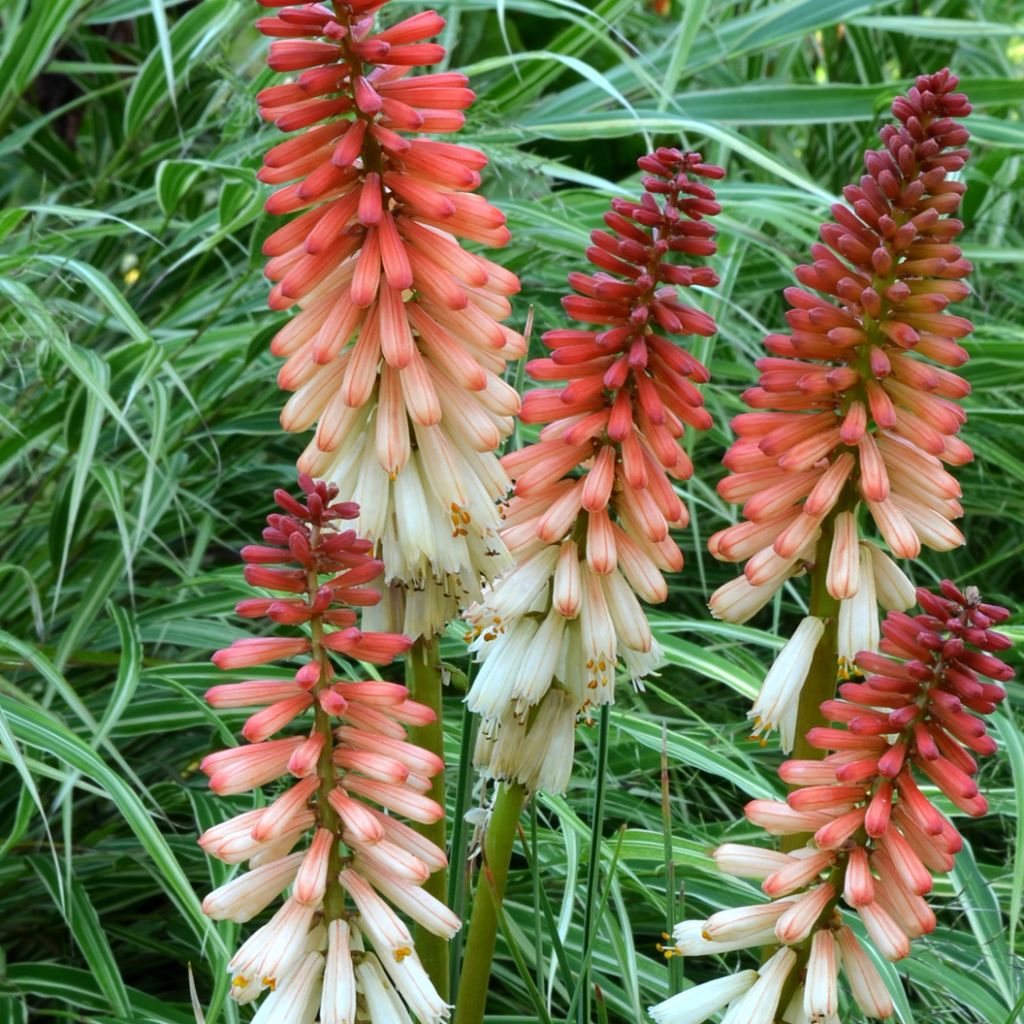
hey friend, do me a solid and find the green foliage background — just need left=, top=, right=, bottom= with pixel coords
left=0, top=0, right=1022, bottom=1021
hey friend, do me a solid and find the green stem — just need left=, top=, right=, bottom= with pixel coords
left=781, top=518, right=843, bottom=857
left=791, top=522, right=843, bottom=764
left=452, top=780, right=527, bottom=1024
left=447, top=703, right=478, bottom=995
left=407, top=634, right=449, bottom=1000
left=580, top=705, right=611, bottom=1024
left=307, top=524, right=347, bottom=925
left=773, top=495, right=853, bottom=1018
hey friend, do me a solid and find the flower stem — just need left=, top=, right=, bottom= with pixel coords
left=781, top=494, right=850, bottom=850
left=307, top=523, right=347, bottom=925
left=406, top=634, right=449, bottom=1000
left=452, top=780, right=527, bottom=1024
left=791, top=521, right=842, bottom=764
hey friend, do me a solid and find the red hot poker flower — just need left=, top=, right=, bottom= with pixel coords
left=200, top=477, right=457, bottom=1023
left=660, top=582, right=1012, bottom=1022
left=710, top=70, right=974, bottom=627
left=504, top=148, right=723, bottom=586
left=254, top=1, right=524, bottom=637
left=464, top=150, right=723, bottom=792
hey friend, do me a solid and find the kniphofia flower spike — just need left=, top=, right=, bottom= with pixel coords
left=465, top=149, right=723, bottom=793
left=256, top=0, right=524, bottom=638
left=652, top=583, right=1012, bottom=1024
left=200, top=477, right=458, bottom=1024
left=709, top=70, right=974, bottom=747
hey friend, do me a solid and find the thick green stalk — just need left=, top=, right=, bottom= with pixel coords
left=452, top=780, right=527, bottom=1024
left=580, top=705, right=611, bottom=1024
left=407, top=634, right=449, bottom=999
left=774, top=502, right=849, bottom=1018
left=791, top=521, right=842, bottom=764
left=781, top=519, right=842, bottom=859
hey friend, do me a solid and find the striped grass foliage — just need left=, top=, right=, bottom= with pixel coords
left=0, top=1, right=1022, bottom=1022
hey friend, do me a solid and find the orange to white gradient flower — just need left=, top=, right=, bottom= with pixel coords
left=465, top=148, right=724, bottom=793
left=255, top=0, right=523, bottom=638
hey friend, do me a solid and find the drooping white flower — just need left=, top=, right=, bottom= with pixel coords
left=720, top=946, right=796, bottom=1024
left=648, top=971, right=759, bottom=1024
left=748, top=616, right=825, bottom=751
left=837, top=546, right=879, bottom=664
left=201, top=853, right=303, bottom=923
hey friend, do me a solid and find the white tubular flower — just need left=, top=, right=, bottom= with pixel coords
left=200, top=808, right=315, bottom=865
left=355, top=954, right=414, bottom=1024
left=670, top=919, right=783, bottom=957
left=510, top=605, right=566, bottom=713
left=703, top=900, right=795, bottom=944
left=466, top=618, right=540, bottom=720
left=579, top=564, right=617, bottom=696
left=708, top=574, right=779, bottom=624
left=378, top=946, right=452, bottom=1024
left=601, top=567, right=653, bottom=654
left=320, top=921, right=356, bottom=1024
left=648, top=971, right=759, bottom=1024
left=251, top=952, right=323, bottom=1024
left=552, top=538, right=582, bottom=617
left=826, top=510, right=860, bottom=599
left=364, top=870, right=462, bottom=940
left=803, top=928, right=839, bottom=1021
left=720, top=947, right=796, bottom=1024
left=748, top=616, right=825, bottom=751
left=337, top=868, right=415, bottom=959
left=837, top=546, right=879, bottom=664
left=864, top=540, right=916, bottom=610
left=228, top=899, right=317, bottom=999
left=468, top=544, right=560, bottom=625
left=475, top=687, right=577, bottom=795
left=835, top=925, right=896, bottom=1018
left=201, top=853, right=304, bottom=923
left=711, top=843, right=793, bottom=880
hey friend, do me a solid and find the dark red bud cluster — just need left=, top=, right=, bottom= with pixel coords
left=212, top=476, right=411, bottom=670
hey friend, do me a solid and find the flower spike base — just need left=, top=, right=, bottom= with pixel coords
left=452, top=781, right=527, bottom=1024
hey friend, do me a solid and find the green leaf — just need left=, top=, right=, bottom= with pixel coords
left=123, top=0, right=235, bottom=139
left=0, top=697, right=225, bottom=957
left=0, top=0, right=92, bottom=127
left=613, top=709, right=777, bottom=799
left=950, top=840, right=1017, bottom=1008
left=31, top=860, right=131, bottom=1018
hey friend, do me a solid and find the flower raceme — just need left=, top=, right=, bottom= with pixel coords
left=708, top=70, right=974, bottom=748
left=651, top=583, right=1013, bottom=1024
left=199, top=477, right=458, bottom=1024
left=464, top=149, right=723, bottom=793
left=255, top=0, right=524, bottom=638
left=709, top=70, right=973, bottom=647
